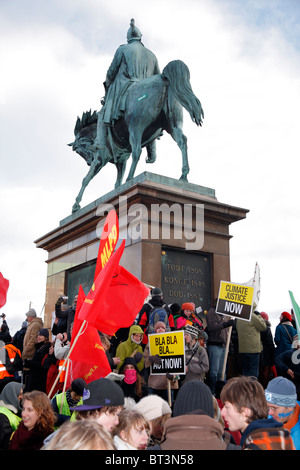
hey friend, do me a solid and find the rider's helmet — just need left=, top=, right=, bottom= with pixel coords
left=126, top=18, right=142, bottom=43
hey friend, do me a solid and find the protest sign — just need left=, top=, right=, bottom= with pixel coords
left=216, top=280, right=254, bottom=321
left=148, top=330, right=185, bottom=375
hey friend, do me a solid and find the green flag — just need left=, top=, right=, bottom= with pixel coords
left=289, top=290, right=300, bottom=336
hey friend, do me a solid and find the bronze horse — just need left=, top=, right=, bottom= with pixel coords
left=69, top=60, right=204, bottom=213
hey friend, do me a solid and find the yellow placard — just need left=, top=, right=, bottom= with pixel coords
left=148, top=330, right=185, bottom=375
left=219, top=282, right=254, bottom=305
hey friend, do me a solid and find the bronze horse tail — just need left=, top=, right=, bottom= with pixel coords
left=162, top=60, right=204, bottom=126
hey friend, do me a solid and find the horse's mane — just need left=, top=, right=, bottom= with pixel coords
left=74, top=109, right=98, bottom=135
left=162, top=60, right=202, bottom=122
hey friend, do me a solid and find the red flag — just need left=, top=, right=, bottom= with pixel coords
left=0, top=273, right=9, bottom=309
left=94, top=209, right=119, bottom=279
left=69, top=286, right=111, bottom=368
left=78, top=240, right=149, bottom=336
left=66, top=285, right=111, bottom=387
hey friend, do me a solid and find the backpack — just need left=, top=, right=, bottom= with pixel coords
left=147, top=303, right=170, bottom=334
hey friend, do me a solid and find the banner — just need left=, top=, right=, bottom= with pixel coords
left=289, top=290, right=300, bottom=336
left=94, top=209, right=119, bottom=279
left=148, top=330, right=185, bottom=375
left=0, top=273, right=9, bottom=309
left=216, top=280, right=254, bottom=321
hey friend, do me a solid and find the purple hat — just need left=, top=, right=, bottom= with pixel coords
left=70, top=378, right=124, bottom=411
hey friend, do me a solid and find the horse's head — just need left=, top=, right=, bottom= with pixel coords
left=68, top=110, right=98, bottom=166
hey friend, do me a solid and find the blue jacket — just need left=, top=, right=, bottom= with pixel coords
left=274, top=322, right=297, bottom=357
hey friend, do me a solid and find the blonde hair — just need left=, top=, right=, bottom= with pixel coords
left=43, top=420, right=115, bottom=450
left=114, top=409, right=150, bottom=440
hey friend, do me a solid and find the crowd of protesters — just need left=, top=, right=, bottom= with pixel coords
left=0, top=288, right=299, bottom=451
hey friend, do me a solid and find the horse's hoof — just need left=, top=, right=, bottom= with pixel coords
left=72, top=203, right=80, bottom=213
left=180, top=175, right=188, bottom=182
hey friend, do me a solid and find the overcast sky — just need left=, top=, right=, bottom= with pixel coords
left=1, top=0, right=300, bottom=334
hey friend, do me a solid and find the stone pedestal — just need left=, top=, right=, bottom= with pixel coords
left=35, top=172, right=248, bottom=330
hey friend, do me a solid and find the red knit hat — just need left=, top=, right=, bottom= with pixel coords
left=181, top=302, right=195, bottom=311
left=281, top=311, right=292, bottom=322
left=260, top=312, right=269, bottom=321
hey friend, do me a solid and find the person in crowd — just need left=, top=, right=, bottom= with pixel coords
left=259, top=311, right=277, bottom=387
left=275, top=335, right=300, bottom=399
left=0, top=323, right=11, bottom=345
left=22, top=308, right=44, bottom=388
left=133, top=394, right=172, bottom=447
left=265, top=376, right=300, bottom=449
left=143, top=321, right=179, bottom=401
left=70, top=377, right=125, bottom=434
left=45, top=332, right=69, bottom=397
left=51, top=297, right=69, bottom=337
left=9, top=390, right=56, bottom=450
left=43, top=419, right=115, bottom=450
left=0, top=341, right=23, bottom=392
left=137, top=287, right=174, bottom=347
left=169, top=303, right=181, bottom=322
left=215, top=379, right=241, bottom=445
left=118, top=357, right=148, bottom=403
left=23, top=328, right=51, bottom=393
left=0, top=382, right=23, bottom=449
left=181, top=324, right=209, bottom=385
left=220, top=375, right=295, bottom=450
left=51, top=378, right=87, bottom=426
left=113, top=409, right=150, bottom=450
left=99, top=331, right=121, bottom=371
left=55, top=295, right=78, bottom=341
left=116, top=324, right=144, bottom=372
left=236, top=310, right=266, bottom=378
left=175, top=302, right=203, bottom=330
left=274, top=311, right=297, bottom=359
left=158, top=380, right=228, bottom=450
left=205, top=305, right=235, bottom=395
left=133, top=394, right=171, bottom=447
left=12, top=321, right=28, bottom=353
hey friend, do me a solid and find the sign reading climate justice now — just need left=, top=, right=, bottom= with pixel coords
left=216, top=281, right=255, bottom=321
left=148, top=330, right=185, bottom=375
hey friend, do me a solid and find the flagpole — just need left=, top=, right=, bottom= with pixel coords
left=221, top=325, right=232, bottom=381
left=60, top=359, right=70, bottom=414
left=48, top=320, right=87, bottom=399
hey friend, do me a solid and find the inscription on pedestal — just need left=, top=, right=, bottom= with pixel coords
left=161, top=247, right=212, bottom=310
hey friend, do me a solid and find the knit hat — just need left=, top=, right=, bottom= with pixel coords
left=26, top=308, right=36, bottom=317
left=133, top=395, right=171, bottom=421
left=281, top=311, right=292, bottom=322
left=38, top=328, right=49, bottom=339
left=265, top=377, right=297, bottom=408
left=170, top=303, right=181, bottom=314
left=154, top=321, right=166, bottom=332
left=184, top=324, right=199, bottom=339
left=71, top=378, right=87, bottom=396
left=70, top=378, right=124, bottom=411
left=181, top=302, right=195, bottom=311
left=260, top=312, right=269, bottom=321
left=173, top=380, right=214, bottom=418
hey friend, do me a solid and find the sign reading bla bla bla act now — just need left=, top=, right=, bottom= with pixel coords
left=216, top=281, right=254, bottom=321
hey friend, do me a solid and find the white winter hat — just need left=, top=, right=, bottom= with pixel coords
left=133, top=395, right=171, bottom=421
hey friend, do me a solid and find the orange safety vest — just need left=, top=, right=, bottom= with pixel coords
left=58, top=360, right=67, bottom=382
left=0, top=344, right=21, bottom=380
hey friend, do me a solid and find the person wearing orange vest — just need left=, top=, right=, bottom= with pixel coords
left=0, top=343, right=23, bottom=393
